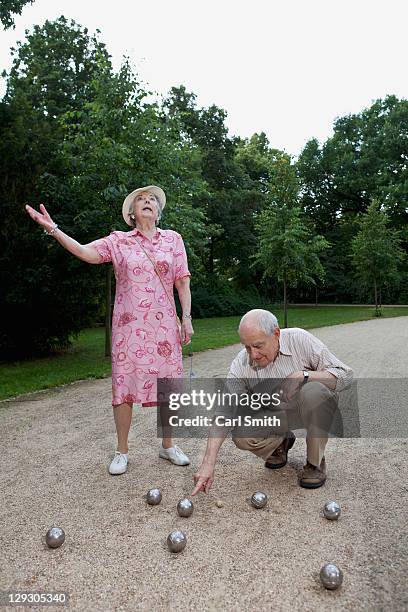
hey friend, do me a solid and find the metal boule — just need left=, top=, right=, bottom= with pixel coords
left=45, top=527, right=65, bottom=549
left=251, top=491, right=268, bottom=509
left=167, top=529, right=187, bottom=553
left=323, top=501, right=341, bottom=520
left=177, top=498, right=194, bottom=517
left=146, top=488, right=162, bottom=505
left=320, top=563, right=343, bottom=590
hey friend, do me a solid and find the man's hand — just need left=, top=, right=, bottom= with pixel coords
left=192, top=461, right=215, bottom=495
left=280, top=371, right=304, bottom=402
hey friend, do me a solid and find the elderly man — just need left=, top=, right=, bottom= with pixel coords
left=192, top=309, right=353, bottom=494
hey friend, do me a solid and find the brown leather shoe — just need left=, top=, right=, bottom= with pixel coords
left=299, top=457, right=326, bottom=489
left=265, top=431, right=296, bottom=469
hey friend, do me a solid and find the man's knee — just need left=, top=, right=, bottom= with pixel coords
left=232, top=436, right=253, bottom=450
left=298, top=381, right=338, bottom=431
left=299, top=381, right=333, bottom=403
left=299, top=382, right=337, bottom=414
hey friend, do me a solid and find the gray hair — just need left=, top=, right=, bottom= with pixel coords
left=238, top=309, right=279, bottom=336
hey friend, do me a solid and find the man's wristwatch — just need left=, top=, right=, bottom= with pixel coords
left=302, top=370, right=310, bottom=385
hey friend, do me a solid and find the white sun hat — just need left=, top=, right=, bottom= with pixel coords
left=122, top=185, right=166, bottom=226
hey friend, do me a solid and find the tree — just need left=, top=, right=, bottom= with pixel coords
left=57, top=61, right=208, bottom=353
left=231, top=133, right=280, bottom=287
left=0, top=0, right=33, bottom=29
left=299, top=96, right=408, bottom=220
left=165, top=86, right=258, bottom=282
left=351, top=200, right=405, bottom=314
left=253, top=205, right=329, bottom=327
left=0, top=19, right=120, bottom=357
left=4, top=17, right=110, bottom=117
left=1, top=22, right=209, bottom=358
left=253, top=155, right=329, bottom=327
left=297, top=95, right=408, bottom=303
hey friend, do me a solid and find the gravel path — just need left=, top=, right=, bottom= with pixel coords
left=1, top=317, right=408, bottom=611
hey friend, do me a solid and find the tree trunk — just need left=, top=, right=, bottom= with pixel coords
left=283, top=275, right=288, bottom=328
left=374, top=278, right=378, bottom=309
left=209, top=238, right=214, bottom=274
left=315, top=285, right=318, bottom=307
left=374, top=278, right=382, bottom=316
left=104, top=266, right=112, bottom=357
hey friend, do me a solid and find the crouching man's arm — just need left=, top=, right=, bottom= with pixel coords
left=191, top=428, right=228, bottom=495
left=192, top=354, right=247, bottom=496
left=192, top=385, right=238, bottom=495
left=298, top=329, right=354, bottom=392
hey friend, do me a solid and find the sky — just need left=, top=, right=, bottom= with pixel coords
left=1, top=0, right=407, bottom=157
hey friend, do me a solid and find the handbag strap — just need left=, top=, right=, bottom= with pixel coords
left=134, top=232, right=193, bottom=384
left=134, top=235, right=175, bottom=308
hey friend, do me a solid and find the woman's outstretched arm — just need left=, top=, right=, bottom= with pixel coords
left=26, top=203, right=102, bottom=264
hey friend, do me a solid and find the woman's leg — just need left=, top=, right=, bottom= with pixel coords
left=159, top=402, right=173, bottom=449
left=113, top=402, right=133, bottom=453
left=158, top=402, right=189, bottom=464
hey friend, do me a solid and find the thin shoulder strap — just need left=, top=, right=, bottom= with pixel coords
left=134, top=233, right=192, bottom=365
left=134, top=236, right=174, bottom=305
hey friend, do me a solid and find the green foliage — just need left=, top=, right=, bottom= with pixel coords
left=0, top=0, right=33, bottom=29
left=253, top=156, right=329, bottom=324
left=1, top=16, right=407, bottom=360
left=4, top=17, right=111, bottom=118
left=297, top=95, right=408, bottom=302
left=298, top=96, right=408, bottom=221
left=164, top=88, right=272, bottom=287
left=0, top=18, right=113, bottom=358
left=0, top=19, right=209, bottom=358
left=3, top=306, right=408, bottom=400
left=190, top=280, right=266, bottom=319
left=254, top=205, right=329, bottom=286
left=351, top=199, right=405, bottom=310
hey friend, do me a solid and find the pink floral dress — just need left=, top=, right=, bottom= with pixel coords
left=89, top=228, right=190, bottom=406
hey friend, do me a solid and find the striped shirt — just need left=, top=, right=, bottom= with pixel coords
left=228, top=327, right=353, bottom=392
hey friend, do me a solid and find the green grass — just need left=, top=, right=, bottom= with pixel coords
left=1, top=305, right=408, bottom=402
left=0, top=329, right=112, bottom=402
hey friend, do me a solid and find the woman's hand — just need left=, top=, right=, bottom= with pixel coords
left=25, top=203, right=56, bottom=234
left=25, top=203, right=104, bottom=264
left=181, top=318, right=194, bottom=345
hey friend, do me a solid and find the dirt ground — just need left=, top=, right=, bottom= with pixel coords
left=1, top=317, right=408, bottom=611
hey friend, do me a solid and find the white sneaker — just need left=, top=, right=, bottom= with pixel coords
left=109, top=451, right=128, bottom=475
left=159, top=444, right=190, bottom=466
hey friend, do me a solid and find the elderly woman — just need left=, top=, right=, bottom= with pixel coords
left=25, top=185, right=194, bottom=475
